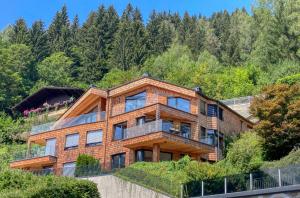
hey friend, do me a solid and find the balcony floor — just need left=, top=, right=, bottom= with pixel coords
left=122, top=131, right=214, bottom=154
left=10, top=156, right=57, bottom=169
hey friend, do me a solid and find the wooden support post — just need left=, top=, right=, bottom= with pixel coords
left=152, top=143, right=160, bottom=162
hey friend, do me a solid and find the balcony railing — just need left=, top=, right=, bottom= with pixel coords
left=199, top=137, right=215, bottom=146
left=13, top=146, right=56, bottom=161
left=124, top=119, right=193, bottom=140
left=30, top=111, right=106, bottom=135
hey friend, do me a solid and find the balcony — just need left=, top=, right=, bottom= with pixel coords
left=123, top=120, right=214, bottom=154
left=30, top=111, right=106, bottom=135
left=10, top=147, right=57, bottom=168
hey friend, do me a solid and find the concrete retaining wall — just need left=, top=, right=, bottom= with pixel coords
left=84, top=174, right=171, bottom=198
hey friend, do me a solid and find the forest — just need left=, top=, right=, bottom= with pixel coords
left=0, top=0, right=299, bottom=114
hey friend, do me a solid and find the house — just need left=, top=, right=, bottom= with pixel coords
left=12, top=87, right=84, bottom=120
left=10, top=77, right=254, bottom=176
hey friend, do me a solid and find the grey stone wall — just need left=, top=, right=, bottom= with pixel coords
left=84, top=174, right=171, bottom=198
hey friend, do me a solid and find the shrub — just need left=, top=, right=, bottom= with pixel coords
left=225, top=131, right=264, bottom=172
left=0, top=169, right=100, bottom=198
left=261, top=149, right=300, bottom=169
left=75, top=154, right=101, bottom=177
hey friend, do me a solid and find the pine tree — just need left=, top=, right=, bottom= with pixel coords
left=29, top=20, right=49, bottom=62
left=47, top=5, right=71, bottom=54
left=70, top=15, right=80, bottom=46
left=109, top=4, right=134, bottom=70
left=9, top=18, right=30, bottom=45
left=131, top=8, right=148, bottom=68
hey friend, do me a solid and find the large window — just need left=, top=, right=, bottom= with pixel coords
left=86, top=130, right=103, bottom=146
left=160, top=152, right=172, bottom=161
left=65, top=133, right=79, bottom=150
left=111, top=153, right=126, bottom=169
left=125, top=91, right=146, bottom=112
left=167, top=97, right=190, bottom=112
left=113, top=122, right=127, bottom=140
left=200, top=100, right=206, bottom=115
left=180, top=123, right=191, bottom=138
left=136, top=150, right=153, bottom=162
left=63, top=162, right=76, bottom=177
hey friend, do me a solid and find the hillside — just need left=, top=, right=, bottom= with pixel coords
left=0, top=0, right=299, bottom=114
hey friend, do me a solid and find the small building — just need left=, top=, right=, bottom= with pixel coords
left=12, top=87, right=84, bottom=119
left=10, top=77, right=254, bottom=176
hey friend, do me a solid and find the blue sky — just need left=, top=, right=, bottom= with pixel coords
left=1, top=0, right=254, bottom=29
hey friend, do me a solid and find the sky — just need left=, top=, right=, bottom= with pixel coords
left=0, top=0, right=255, bottom=29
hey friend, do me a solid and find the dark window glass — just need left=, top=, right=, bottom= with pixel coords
left=136, top=116, right=145, bottom=126
left=167, top=97, right=190, bottom=112
left=219, top=108, right=224, bottom=120
left=162, top=120, right=173, bottom=132
left=136, top=150, right=153, bottom=162
left=207, top=104, right=218, bottom=117
left=207, top=129, right=216, bottom=145
left=180, top=123, right=191, bottom=138
left=86, top=130, right=102, bottom=146
left=160, top=152, right=172, bottom=161
left=111, top=153, right=126, bottom=169
left=65, top=133, right=79, bottom=149
left=125, top=92, right=146, bottom=112
left=200, top=100, right=206, bottom=115
left=201, top=126, right=206, bottom=138
left=113, top=122, right=127, bottom=140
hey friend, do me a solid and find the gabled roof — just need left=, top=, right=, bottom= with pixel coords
left=12, top=87, right=84, bottom=113
left=56, top=76, right=255, bottom=126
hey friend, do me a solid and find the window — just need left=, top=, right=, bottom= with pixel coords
left=63, top=162, right=76, bottom=177
left=45, top=138, right=56, bottom=156
left=113, top=122, right=127, bottom=140
left=125, top=91, right=146, bottom=112
left=111, top=153, right=126, bottom=169
left=167, top=97, right=190, bottom=112
left=218, top=108, right=224, bottom=120
left=86, top=130, right=103, bottom=146
left=160, top=152, right=172, bottom=161
left=136, top=116, right=145, bottom=126
left=162, top=120, right=173, bottom=132
left=180, top=123, right=191, bottom=138
left=207, top=104, right=218, bottom=117
left=136, top=150, right=153, bottom=162
left=200, top=126, right=206, bottom=138
left=65, top=133, right=79, bottom=149
left=200, top=100, right=206, bottom=115
left=207, top=129, right=216, bottom=145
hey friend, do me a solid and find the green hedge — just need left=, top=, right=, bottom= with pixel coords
left=75, top=154, right=101, bottom=177
left=0, top=169, right=100, bottom=198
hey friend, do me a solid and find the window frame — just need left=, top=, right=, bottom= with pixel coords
left=62, top=162, right=76, bottom=177
left=160, top=151, right=173, bottom=161
left=64, top=133, right=79, bottom=150
left=200, top=100, right=206, bottom=115
left=113, top=122, right=127, bottom=140
left=180, top=122, right=191, bottom=139
left=86, top=129, right=103, bottom=147
left=218, top=107, right=224, bottom=121
left=125, top=91, right=146, bottom=112
left=207, top=104, right=218, bottom=117
left=167, top=97, right=191, bottom=113
left=111, top=153, right=126, bottom=169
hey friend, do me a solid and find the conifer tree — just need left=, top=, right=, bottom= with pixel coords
left=9, top=18, right=30, bottom=45
left=29, top=20, right=49, bottom=62
left=47, top=5, right=71, bottom=54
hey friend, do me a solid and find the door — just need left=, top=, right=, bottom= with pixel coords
left=45, top=138, right=56, bottom=156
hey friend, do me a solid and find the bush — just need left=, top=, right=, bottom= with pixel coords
left=0, top=169, right=100, bottom=198
left=75, top=154, right=101, bottom=177
left=225, top=132, right=264, bottom=172
left=261, top=149, right=300, bottom=169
